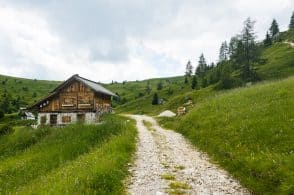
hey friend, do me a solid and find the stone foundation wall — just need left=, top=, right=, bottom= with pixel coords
left=37, top=112, right=98, bottom=126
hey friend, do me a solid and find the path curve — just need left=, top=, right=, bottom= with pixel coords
left=126, top=115, right=249, bottom=195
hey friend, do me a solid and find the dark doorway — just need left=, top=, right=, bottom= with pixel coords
left=77, top=113, right=85, bottom=123
left=50, top=114, right=57, bottom=125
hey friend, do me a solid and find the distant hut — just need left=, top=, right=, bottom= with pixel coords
left=28, top=74, right=118, bottom=126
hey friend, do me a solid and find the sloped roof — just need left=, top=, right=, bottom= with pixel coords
left=75, top=75, right=117, bottom=97
left=28, top=74, right=117, bottom=109
left=50, top=74, right=117, bottom=97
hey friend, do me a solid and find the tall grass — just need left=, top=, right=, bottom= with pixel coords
left=0, top=126, right=51, bottom=159
left=0, top=115, right=136, bottom=194
left=158, top=77, right=294, bottom=194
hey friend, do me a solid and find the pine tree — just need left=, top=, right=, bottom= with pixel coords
left=263, top=31, right=272, bottom=47
left=269, top=19, right=279, bottom=37
left=219, top=41, right=229, bottom=62
left=289, top=12, right=294, bottom=29
left=191, top=75, right=198, bottom=89
left=185, top=60, right=193, bottom=77
left=228, top=36, right=239, bottom=58
left=210, top=62, right=215, bottom=69
left=152, top=93, right=159, bottom=105
left=184, top=76, right=188, bottom=84
left=240, top=17, right=259, bottom=81
left=195, top=54, right=207, bottom=77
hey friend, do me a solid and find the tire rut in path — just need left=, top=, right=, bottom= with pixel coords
left=126, top=115, right=249, bottom=195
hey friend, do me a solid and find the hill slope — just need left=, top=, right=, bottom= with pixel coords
left=0, top=74, right=60, bottom=107
left=158, top=76, right=294, bottom=194
left=112, top=37, right=294, bottom=114
left=257, top=42, right=294, bottom=80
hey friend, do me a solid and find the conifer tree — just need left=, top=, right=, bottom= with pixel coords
left=263, top=31, right=272, bottom=47
left=195, top=54, right=207, bottom=77
left=219, top=41, right=229, bottom=62
left=269, top=19, right=279, bottom=37
left=228, top=36, right=239, bottom=58
left=289, top=11, right=294, bottom=29
left=240, top=17, right=259, bottom=81
left=184, top=76, right=188, bottom=84
left=191, top=75, right=198, bottom=89
left=185, top=60, right=193, bottom=77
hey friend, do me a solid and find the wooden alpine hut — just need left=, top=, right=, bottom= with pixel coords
left=29, top=74, right=117, bottom=126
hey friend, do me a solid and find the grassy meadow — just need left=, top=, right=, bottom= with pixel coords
left=257, top=42, right=294, bottom=80
left=0, top=74, right=60, bottom=106
left=112, top=37, right=294, bottom=115
left=0, top=115, right=137, bottom=194
left=158, top=77, right=294, bottom=194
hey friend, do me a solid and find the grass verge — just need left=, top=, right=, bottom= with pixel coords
left=0, top=115, right=137, bottom=194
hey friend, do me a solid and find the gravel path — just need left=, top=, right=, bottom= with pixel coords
left=126, top=115, right=249, bottom=195
left=284, top=41, right=294, bottom=47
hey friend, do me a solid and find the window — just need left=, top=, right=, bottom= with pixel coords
left=50, top=114, right=57, bottom=125
left=62, top=116, right=71, bottom=123
left=77, top=114, right=85, bottom=123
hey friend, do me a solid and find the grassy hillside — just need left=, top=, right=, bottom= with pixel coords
left=0, top=74, right=60, bottom=106
left=257, top=42, right=294, bottom=80
left=158, top=77, right=294, bottom=194
left=279, top=28, right=294, bottom=42
left=0, top=115, right=137, bottom=194
left=111, top=30, right=294, bottom=114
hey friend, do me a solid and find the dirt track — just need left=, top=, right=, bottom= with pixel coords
left=126, top=115, right=249, bottom=195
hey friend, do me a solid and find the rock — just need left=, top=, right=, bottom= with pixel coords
left=158, top=110, right=176, bottom=117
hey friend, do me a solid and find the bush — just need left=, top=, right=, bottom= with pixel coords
left=0, top=110, right=4, bottom=119
left=152, top=93, right=159, bottom=105
left=0, top=125, right=14, bottom=136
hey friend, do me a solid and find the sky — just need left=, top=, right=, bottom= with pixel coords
left=0, top=0, right=293, bottom=83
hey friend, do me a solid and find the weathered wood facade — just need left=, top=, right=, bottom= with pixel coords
left=29, top=74, right=117, bottom=126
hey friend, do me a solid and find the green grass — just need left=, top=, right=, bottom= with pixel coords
left=279, top=28, right=294, bottom=42
left=159, top=77, right=294, bottom=194
left=0, top=74, right=60, bottom=106
left=161, top=173, right=176, bottom=180
left=0, top=115, right=137, bottom=194
left=169, top=181, right=191, bottom=190
left=257, top=42, right=294, bottom=80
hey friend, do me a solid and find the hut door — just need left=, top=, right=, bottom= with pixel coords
left=50, top=114, right=57, bottom=125
left=77, top=113, right=85, bottom=123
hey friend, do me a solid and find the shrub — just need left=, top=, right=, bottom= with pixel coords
left=0, top=125, right=14, bottom=136
left=152, top=93, right=159, bottom=105
left=0, top=110, right=4, bottom=119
